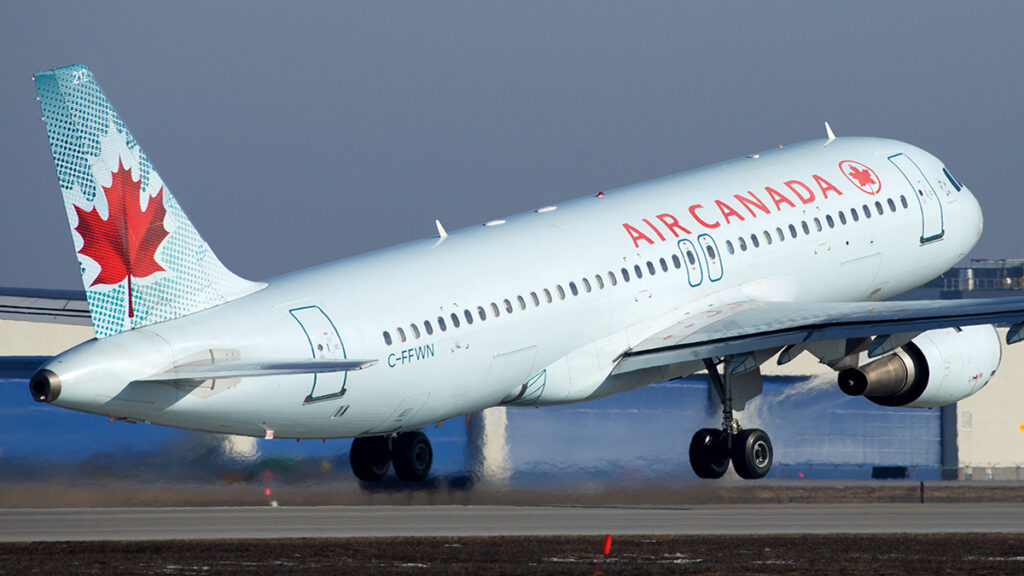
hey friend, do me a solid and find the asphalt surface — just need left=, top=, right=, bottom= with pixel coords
left=3, top=503, right=1024, bottom=542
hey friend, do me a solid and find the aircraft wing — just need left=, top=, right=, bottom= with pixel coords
left=614, top=296, right=1024, bottom=374
left=135, top=358, right=378, bottom=383
left=0, top=287, right=90, bottom=325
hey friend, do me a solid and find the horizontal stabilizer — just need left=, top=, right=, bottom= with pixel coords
left=136, top=358, right=377, bottom=383
left=0, top=287, right=90, bottom=326
left=0, top=356, right=54, bottom=379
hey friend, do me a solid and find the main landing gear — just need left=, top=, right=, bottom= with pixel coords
left=689, top=358, right=774, bottom=480
left=349, top=431, right=433, bottom=482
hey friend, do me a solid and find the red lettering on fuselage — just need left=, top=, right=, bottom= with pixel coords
left=656, top=213, right=691, bottom=237
left=688, top=204, right=720, bottom=229
left=715, top=199, right=744, bottom=224
left=813, top=174, right=842, bottom=199
left=784, top=180, right=815, bottom=204
left=619, top=167, right=863, bottom=246
left=623, top=223, right=654, bottom=248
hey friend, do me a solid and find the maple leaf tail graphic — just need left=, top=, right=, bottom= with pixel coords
left=34, top=64, right=265, bottom=338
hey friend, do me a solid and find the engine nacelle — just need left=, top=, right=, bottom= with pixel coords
left=837, top=325, right=1001, bottom=408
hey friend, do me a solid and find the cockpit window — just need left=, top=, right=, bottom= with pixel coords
left=943, top=167, right=963, bottom=191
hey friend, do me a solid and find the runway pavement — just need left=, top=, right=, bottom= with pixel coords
left=3, top=503, right=1024, bottom=541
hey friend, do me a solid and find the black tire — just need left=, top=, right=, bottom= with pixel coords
left=392, top=431, right=433, bottom=482
left=688, top=428, right=730, bottom=479
left=731, top=428, right=773, bottom=480
left=349, top=436, right=391, bottom=482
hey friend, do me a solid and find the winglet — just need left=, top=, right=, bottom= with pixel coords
left=824, top=122, right=837, bottom=147
left=435, top=219, right=448, bottom=239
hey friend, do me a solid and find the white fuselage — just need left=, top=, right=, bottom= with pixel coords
left=43, top=137, right=982, bottom=438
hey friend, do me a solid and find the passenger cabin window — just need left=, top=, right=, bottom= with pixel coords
left=634, top=265, right=643, bottom=279
left=659, top=258, right=668, bottom=272
left=544, top=288, right=553, bottom=302
left=763, top=230, right=772, bottom=245
left=687, top=251, right=697, bottom=265
left=411, top=324, right=421, bottom=338
left=517, top=295, right=527, bottom=309
left=557, top=285, right=566, bottom=299
left=464, top=309, right=473, bottom=324
left=424, top=321, right=433, bottom=335
left=450, top=313, right=460, bottom=328
left=383, top=331, right=392, bottom=345
left=504, top=298, right=514, bottom=313
left=851, top=209, right=859, bottom=222
left=706, top=244, right=716, bottom=260
left=397, top=327, right=407, bottom=342
left=750, top=234, right=760, bottom=248
left=901, top=195, right=909, bottom=208
left=582, top=278, right=592, bottom=292
left=826, top=214, right=835, bottom=228
left=672, top=254, right=681, bottom=269
left=839, top=211, right=847, bottom=225
left=438, top=316, right=447, bottom=331
left=477, top=306, right=486, bottom=321
left=531, top=292, right=541, bottom=306
left=813, top=218, right=822, bottom=232
left=569, top=281, right=579, bottom=296
left=726, top=240, right=735, bottom=254
left=646, top=261, right=656, bottom=275
left=887, top=198, right=897, bottom=212
left=788, top=224, right=797, bottom=238
left=738, top=237, right=747, bottom=251
left=491, top=302, right=500, bottom=317
left=874, top=201, right=883, bottom=215
left=776, top=227, right=785, bottom=241
left=608, top=271, right=618, bottom=286
left=621, top=268, right=630, bottom=282
left=862, top=205, right=871, bottom=219
left=801, top=221, right=810, bottom=235
left=595, top=275, right=604, bottom=289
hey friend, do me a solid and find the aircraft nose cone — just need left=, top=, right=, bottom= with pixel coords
left=29, top=369, right=61, bottom=403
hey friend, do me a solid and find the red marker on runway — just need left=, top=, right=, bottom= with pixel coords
left=593, top=534, right=612, bottom=575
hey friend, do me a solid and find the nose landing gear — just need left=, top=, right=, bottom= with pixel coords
left=688, top=357, right=774, bottom=480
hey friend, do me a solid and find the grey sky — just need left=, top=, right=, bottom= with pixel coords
left=2, top=1, right=1022, bottom=289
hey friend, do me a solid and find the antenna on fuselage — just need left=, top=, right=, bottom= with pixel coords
left=434, top=219, right=449, bottom=246
left=824, top=122, right=837, bottom=147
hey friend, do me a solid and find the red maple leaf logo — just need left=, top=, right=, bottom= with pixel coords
left=847, top=166, right=876, bottom=188
left=75, top=159, right=168, bottom=318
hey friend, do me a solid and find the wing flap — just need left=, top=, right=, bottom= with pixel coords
left=615, top=296, right=1024, bottom=375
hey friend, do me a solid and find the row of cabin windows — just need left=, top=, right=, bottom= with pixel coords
left=381, top=194, right=913, bottom=346
left=725, top=195, right=910, bottom=254
left=381, top=253, right=690, bottom=346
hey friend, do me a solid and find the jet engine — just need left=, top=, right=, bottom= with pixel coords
left=837, top=325, right=1001, bottom=408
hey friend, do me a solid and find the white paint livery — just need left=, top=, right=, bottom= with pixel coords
left=15, top=64, right=1024, bottom=481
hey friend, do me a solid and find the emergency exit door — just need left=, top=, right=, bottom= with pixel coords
left=290, top=305, right=348, bottom=403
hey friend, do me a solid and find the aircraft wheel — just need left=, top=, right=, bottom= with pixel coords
left=349, top=436, right=392, bottom=481
left=731, top=428, right=773, bottom=480
left=392, top=431, right=433, bottom=482
left=689, top=428, right=730, bottom=479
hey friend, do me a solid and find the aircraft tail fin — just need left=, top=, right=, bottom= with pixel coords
left=33, top=65, right=264, bottom=338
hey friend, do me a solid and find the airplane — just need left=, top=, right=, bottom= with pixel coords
left=4, top=63, right=1024, bottom=482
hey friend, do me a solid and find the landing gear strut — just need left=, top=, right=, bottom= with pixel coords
left=688, top=358, right=773, bottom=480
left=349, top=431, right=434, bottom=482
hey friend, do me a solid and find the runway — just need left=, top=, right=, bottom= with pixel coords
left=4, top=503, right=1024, bottom=541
